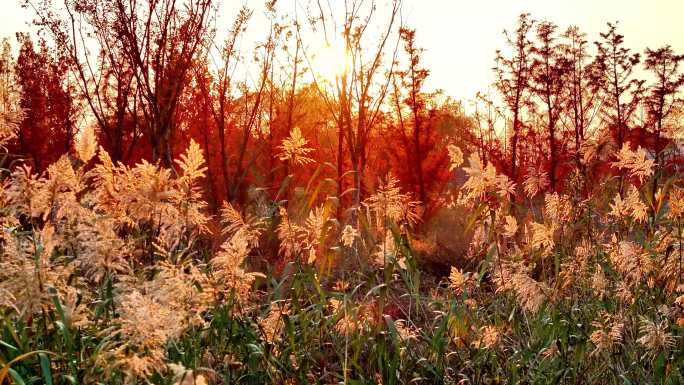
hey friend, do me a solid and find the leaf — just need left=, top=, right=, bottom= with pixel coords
left=0, top=350, right=54, bottom=384
left=654, top=351, right=667, bottom=381
left=49, top=287, right=73, bottom=351
left=39, top=353, right=53, bottom=385
left=619, top=374, right=633, bottom=385
left=0, top=340, right=18, bottom=351
left=8, top=368, right=25, bottom=385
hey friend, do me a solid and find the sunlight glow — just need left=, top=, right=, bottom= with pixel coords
left=310, top=41, right=350, bottom=84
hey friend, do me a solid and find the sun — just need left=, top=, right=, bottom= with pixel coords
left=310, top=41, right=350, bottom=84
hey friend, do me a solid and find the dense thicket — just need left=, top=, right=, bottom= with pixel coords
left=0, top=1, right=683, bottom=384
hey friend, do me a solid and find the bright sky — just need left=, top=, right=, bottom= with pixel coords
left=2, top=0, right=683, bottom=102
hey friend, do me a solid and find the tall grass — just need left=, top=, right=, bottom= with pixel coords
left=2, top=138, right=684, bottom=384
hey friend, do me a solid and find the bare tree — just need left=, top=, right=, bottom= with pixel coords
left=300, top=0, right=402, bottom=221
left=196, top=6, right=251, bottom=200
left=27, top=0, right=213, bottom=167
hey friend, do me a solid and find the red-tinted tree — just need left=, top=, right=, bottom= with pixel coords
left=13, top=34, right=75, bottom=171
left=389, top=27, right=452, bottom=214
left=530, top=21, right=570, bottom=190
left=594, top=22, right=643, bottom=150
left=27, top=0, right=213, bottom=167
left=561, top=26, right=601, bottom=174
left=643, top=45, right=684, bottom=162
left=494, top=14, right=536, bottom=182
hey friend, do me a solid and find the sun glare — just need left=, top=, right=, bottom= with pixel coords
left=311, top=41, right=350, bottom=83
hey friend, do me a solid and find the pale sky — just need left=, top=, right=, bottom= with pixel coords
left=2, top=0, right=683, bottom=102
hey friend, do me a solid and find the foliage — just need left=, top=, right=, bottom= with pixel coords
left=1, top=2, right=684, bottom=384
left=0, top=126, right=683, bottom=384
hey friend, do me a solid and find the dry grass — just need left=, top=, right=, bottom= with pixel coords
left=1, top=139, right=684, bottom=385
